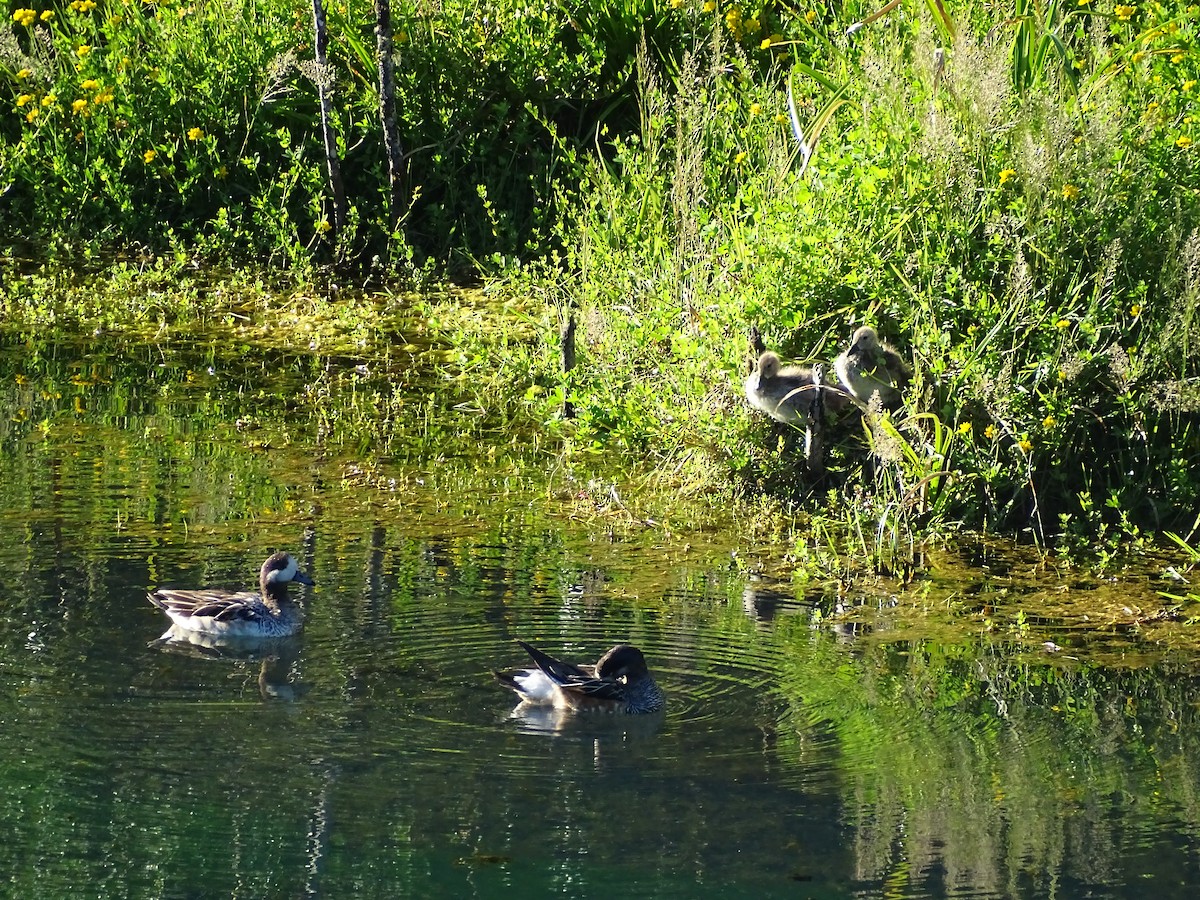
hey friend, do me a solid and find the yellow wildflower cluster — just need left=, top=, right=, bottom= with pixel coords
left=81, top=79, right=100, bottom=91
left=984, top=424, right=997, bottom=439
left=69, top=0, right=98, bottom=10
left=17, top=68, right=32, bottom=80
left=72, top=98, right=89, bottom=114
left=749, top=102, right=761, bottom=118
left=999, top=168, right=1017, bottom=185
left=144, top=149, right=157, bottom=163
left=76, top=45, right=92, bottom=58
left=187, top=127, right=205, bottom=140
left=1018, top=437, right=1034, bottom=453
left=1114, top=4, right=1136, bottom=20
left=11, top=8, right=36, bottom=26
left=1042, top=416, right=1057, bottom=429
left=1179, top=136, right=1194, bottom=149
left=16, top=94, right=33, bottom=108
left=725, top=7, right=743, bottom=39
left=1061, top=183, right=1080, bottom=200
left=957, top=422, right=972, bottom=436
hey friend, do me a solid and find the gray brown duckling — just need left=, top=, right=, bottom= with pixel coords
left=833, top=326, right=910, bottom=408
left=744, top=351, right=849, bottom=424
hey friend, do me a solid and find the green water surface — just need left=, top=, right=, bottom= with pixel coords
left=0, top=326, right=1198, bottom=899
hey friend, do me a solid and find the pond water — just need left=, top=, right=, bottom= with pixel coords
left=1, top=324, right=1199, bottom=899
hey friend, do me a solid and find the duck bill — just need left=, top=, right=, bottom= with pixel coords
left=293, top=570, right=315, bottom=586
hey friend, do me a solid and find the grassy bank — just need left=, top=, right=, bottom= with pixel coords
left=4, top=1, right=1200, bottom=564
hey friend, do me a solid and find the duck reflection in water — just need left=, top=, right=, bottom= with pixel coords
left=150, top=627, right=310, bottom=702
left=496, top=641, right=666, bottom=718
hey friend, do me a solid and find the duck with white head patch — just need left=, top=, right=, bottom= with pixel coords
left=148, top=551, right=314, bottom=639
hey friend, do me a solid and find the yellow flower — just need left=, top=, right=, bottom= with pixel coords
left=71, top=98, right=88, bottom=113
left=1057, top=369, right=1067, bottom=380
left=734, top=151, right=747, bottom=164
left=39, top=9, right=53, bottom=20
left=16, top=94, right=33, bottom=108
left=1018, top=437, right=1033, bottom=453
left=744, top=17, right=760, bottom=35
left=1061, top=183, right=1080, bottom=200
left=217, top=164, right=228, bottom=178
left=984, top=424, right=997, bottom=439
left=1114, top=4, right=1135, bottom=20
left=957, top=422, right=972, bottom=435
left=702, top=0, right=715, bottom=11
left=999, top=168, right=1017, bottom=184
left=749, top=102, right=762, bottom=117
left=669, top=0, right=682, bottom=7
left=17, top=68, right=31, bottom=79
left=1055, top=318, right=1071, bottom=329
left=1173, top=53, right=1186, bottom=64
left=81, top=79, right=100, bottom=90
left=12, top=8, right=36, bottom=26
left=1185, top=80, right=1197, bottom=92
left=143, top=149, right=157, bottom=163
left=1077, top=0, right=1091, bottom=4
left=805, top=10, right=817, bottom=23
left=76, top=45, right=92, bottom=58
left=1178, top=135, right=1194, bottom=149
left=1132, top=51, right=1146, bottom=63
left=1130, top=303, right=1142, bottom=317
left=41, top=93, right=56, bottom=107
left=1042, top=416, right=1057, bottom=428
left=187, top=127, right=205, bottom=140
left=316, top=219, right=332, bottom=234
left=25, top=108, right=38, bottom=123
left=774, top=112, right=788, bottom=124
left=94, top=88, right=114, bottom=104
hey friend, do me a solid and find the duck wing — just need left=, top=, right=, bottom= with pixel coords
left=148, top=589, right=265, bottom=622
left=516, top=641, right=627, bottom=701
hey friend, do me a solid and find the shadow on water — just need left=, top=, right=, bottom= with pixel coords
left=1, top=323, right=1199, bottom=898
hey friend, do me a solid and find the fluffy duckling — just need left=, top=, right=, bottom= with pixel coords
left=833, top=326, right=910, bottom=408
left=744, top=351, right=849, bottom=424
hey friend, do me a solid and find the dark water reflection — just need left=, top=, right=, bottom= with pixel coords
left=1, top=328, right=1199, bottom=898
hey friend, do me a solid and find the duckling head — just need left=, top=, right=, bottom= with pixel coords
left=755, top=351, right=781, bottom=380
left=848, top=326, right=881, bottom=357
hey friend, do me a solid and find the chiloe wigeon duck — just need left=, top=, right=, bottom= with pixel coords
left=147, top=551, right=314, bottom=639
left=496, top=641, right=665, bottom=714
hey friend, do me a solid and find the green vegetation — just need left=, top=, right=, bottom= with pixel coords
left=3, top=1, right=1200, bottom=562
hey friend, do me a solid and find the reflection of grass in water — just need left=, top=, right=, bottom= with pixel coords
left=767, top=615, right=1200, bottom=894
